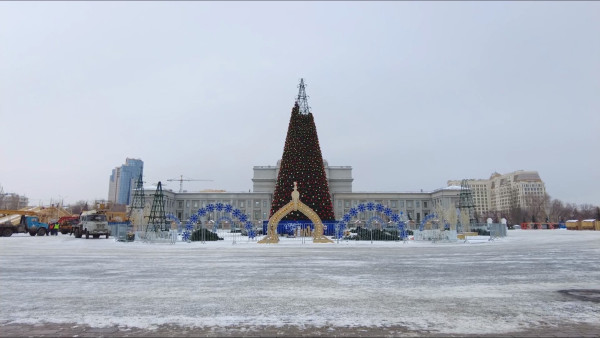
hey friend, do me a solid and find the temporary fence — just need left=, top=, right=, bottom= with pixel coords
left=412, top=229, right=458, bottom=242
left=489, top=223, right=507, bottom=238
left=109, top=222, right=133, bottom=242
left=117, top=220, right=508, bottom=245
left=134, top=230, right=177, bottom=244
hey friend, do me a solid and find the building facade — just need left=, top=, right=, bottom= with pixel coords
left=0, top=193, right=29, bottom=210
left=448, top=170, right=547, bottom=214
left=108, top=158, right=144, bottom=205
left=140, top=159, right=461, bottom=225
left=252, top=160, right=353, bottom=194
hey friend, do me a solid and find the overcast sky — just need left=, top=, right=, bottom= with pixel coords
left=1, top=2, right=598, bottom=207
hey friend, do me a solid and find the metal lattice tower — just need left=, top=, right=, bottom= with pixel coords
left=459, top=179, right=477, bottom=225
left=146, top=181, right=168, bottom=232
left=127, top=173, right=145, bottom=232
left=296, top=78, right=311, bottom=115
left=128, top=174, right=145, bottom=214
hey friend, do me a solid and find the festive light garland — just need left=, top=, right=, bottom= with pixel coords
left=173, top=204, right=256, bottom=241
left=337, top=204, right=408, bottom=239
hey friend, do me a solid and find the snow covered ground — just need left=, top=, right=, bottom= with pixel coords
left=1, top=230, right=599, bottom=335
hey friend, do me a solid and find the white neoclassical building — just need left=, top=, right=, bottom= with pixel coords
left=448, top=170, right=547, bottom=215
left=140, top=160, right=461, bottom=225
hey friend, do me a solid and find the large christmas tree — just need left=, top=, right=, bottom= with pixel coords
left=269, top=79, right=335, bottom=221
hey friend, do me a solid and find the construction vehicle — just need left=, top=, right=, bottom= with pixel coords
left=92, top=202, right=129, bottom=223
left=103, top=211, right=129, bottom=223
left=56, top=216, right=80, bottom=235
left=0, top=214, right=50, bottom=237
left=72, top=210, right=111, bottom=239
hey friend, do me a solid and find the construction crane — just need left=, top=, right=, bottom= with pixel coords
left=166, top=175, right=213, bottom=193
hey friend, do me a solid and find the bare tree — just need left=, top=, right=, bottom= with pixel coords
left=516, top=193, right=599, bottom=223
left=579, top=204, right=597, bottom=219
left=481, top=210, right=500, bottom=223
left=523, top=193, right=548, bottom=223
left=565, top=203, right=579, bottom=220
left=548, top=199, right=563, bottom=222
left=70, top=200, right=90, bottom=215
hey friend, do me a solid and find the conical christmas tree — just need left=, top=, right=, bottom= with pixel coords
left=269, top=79, right=335, bottom=221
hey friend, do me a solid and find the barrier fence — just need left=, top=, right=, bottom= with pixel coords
left=114, top=221, right=508, bottom=244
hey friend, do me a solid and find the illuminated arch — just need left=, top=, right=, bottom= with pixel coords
left=179, top=203, right=254, bottom=242
left=339, top=202, right=408, bottom=239
left=258, top=200, right=332, bottom=244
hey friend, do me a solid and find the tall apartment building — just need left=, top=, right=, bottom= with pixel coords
left=108, top=158, right=144, bottom=205
left=448, top=170, right=547, bottom=214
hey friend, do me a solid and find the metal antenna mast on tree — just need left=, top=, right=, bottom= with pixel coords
left=458, top=179, right=477, bottom=231
left=296, top=78, right=311, bottom=115
left=146, top=181, right=168, bottom=232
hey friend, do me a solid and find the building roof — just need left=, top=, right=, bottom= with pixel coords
left=514, top=172, right=542, bottom=182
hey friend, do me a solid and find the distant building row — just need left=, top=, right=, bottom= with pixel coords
left=111, top=158, right=545, bottom=224
left=138, top=160, right=459, bottom=224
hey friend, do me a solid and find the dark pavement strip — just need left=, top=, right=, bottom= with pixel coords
left=1, top=322, right=599, bottom=337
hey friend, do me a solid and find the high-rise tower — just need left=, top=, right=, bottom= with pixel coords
left=108, top=158, right=143, bottom=205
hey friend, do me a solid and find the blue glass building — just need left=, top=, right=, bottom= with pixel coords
left=108, top=158, right=143, bottom=205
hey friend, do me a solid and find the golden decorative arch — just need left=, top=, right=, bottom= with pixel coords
left=258, top=182, right=332, bottom=244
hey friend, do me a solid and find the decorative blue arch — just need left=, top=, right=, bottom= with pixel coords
left=339, top=202, right=407, bottom=239
left=180, top=203, right=254, bottom=241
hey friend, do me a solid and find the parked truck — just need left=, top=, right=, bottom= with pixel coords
left=56, top=216, right=80, bottom=235
left=0, top=215, right=50, bottom=237
left=72, top=210, right=111, bottom=239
